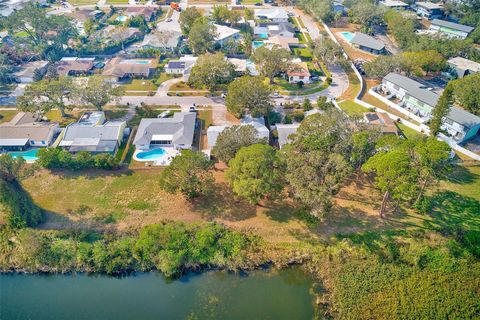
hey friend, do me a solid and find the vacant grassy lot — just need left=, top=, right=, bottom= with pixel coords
left=0, top=110, right=18, bottom=124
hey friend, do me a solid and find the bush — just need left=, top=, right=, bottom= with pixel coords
left=37, top=148, right=119, bottom=171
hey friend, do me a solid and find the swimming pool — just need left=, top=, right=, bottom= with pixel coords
left=135, top=148, right=167, bottom=160
left=253, top=40, right=265, bottom=49
left=8, top=149, right=40, bottom=162
left=116, top=15, right=127, bottom=22
left=340, top=31, right=355, bottom=42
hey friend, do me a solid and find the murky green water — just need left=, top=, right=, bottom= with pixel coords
left=0, top=269, right=315, bottom=320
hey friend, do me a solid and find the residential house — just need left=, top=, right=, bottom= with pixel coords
left=139, top=30, right=182, bottom=52
left=254, top=23, right=295, bottom=39
left=363, top=112, right=400, bottom=135
left=213, top=24, right=241, bottom=47
left=164, top=55, right=198, bottom=79
left=59, top=111, right=126, bottom=154
left=56, top=57, right=95, bottom=76
left=380, top=0, right=409, bottom=10
left=415, top=2, right=444, bottom=20
left=287, top=59, right=311, bottom=84
left=227, top=58, right=247, bottom=74
left=264, top=35, right=299, bottom=49
left=103, top=57, right=157, bottom=81
left=380, top=72, right=480, bottom=142
left=429, top=19, right=474, bottom=39
left=332, top=2, right=346, bottom=14
left=133, top=112, right=197, bottom=151
left=447, top=56, right=480, bottom=78
left=350, top=32, right=385, bottom=55
left=207, top=115, right=269, bottom=149
left=124, top=6, right=157, bottom=21
left=255, top=8, right=289, bottom=23
left=276, top=123, right=300, bottom=149
left=441, top=106, right=480, bottom=143
left=100, top=25, right=143, bottom=43
left=13, top=61, right=49, bottom=83
left=0, top=112, right=59, bottom=151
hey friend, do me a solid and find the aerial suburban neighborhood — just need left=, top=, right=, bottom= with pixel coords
left=0, top=0, right=479, bottom=318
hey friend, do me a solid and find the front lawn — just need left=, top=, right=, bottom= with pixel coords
left=123, top=79, right=158, bottom=92
left=0, top=110, right=18, bottom=124
left=338, top=100, right=370, bottom=117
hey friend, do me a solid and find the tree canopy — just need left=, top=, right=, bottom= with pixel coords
left=187, top=52, right=236, bottom=91
left=251, top=45, right=291, bottom=83
left=226, top=144, right=284, bottom=204
left=17, top=76, right=74, bottom=117
left=3, top=2, right=77, bottom=59
left=450, top=73, right=480, bottom=115
left=179, top=7, right=202, bottom=36
left=188, top=17, right=218, bottom=54
left=74, top=75, right=124, bottom=110
left=212, top=125, right=267, bottom=163
left=225, top=76, right=272, bottom=118
left=159, top=150, right=214, bottom=199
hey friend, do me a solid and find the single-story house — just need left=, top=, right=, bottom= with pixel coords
left=255, top=8, right=289, bottom=23
left=254, top=22, right=296, bottom=38
left=56, top=57, right=95, bottom=77
left=133, top=112, right=196, bottom=151
left=213, top=24, right=241, bottom=46
left=13, top=61, right=49, bottom=83
left=415, top=2, right=444, bottom=20
left=429, top=19, right=474, bottom=39
left=59, top=111, right=126, bottom=154
left=288, top=59, right=311, bottom=84
left=276, top=123, right=300, bottom=149
left=447, top=57, right=480, bottom=78
left=0, top=112, right=59, bottom=151
left=67, top=9, right=104, bottom=22
left=102, top=57, right=157, bottom=81
left=227, top=58, right=248, bottom=74
left=254, top=26, right=270, bottom=39
left=139, top=30, right=182, bottom=52
left=100, top=25, right=143, bottom=43
left=164, top=55, right=198, bottom=78
left=380, top=0, right=408, bottom=10
left=264, top=35, right=299, bottom=50
left=207, top=116, right=269, bottom=149
left=380, top=72, right=480, bottom=142
left=363, top=112, right=399, bottom=135
left=350, top=32, right=385, bottom=55
left=124, top=6, right=157, bottom=21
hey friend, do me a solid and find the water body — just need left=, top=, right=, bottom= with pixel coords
left=0, top=269, right=315, bottom=320
left=0, top=0, right=27, bottom=16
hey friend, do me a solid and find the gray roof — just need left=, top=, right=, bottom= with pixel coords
left=431, top=19, right=474, bottom=33
left=276, top=123, right=299, bottom=148
left=140, top=31, right=182, bottom=49
left=446, top=106, right=480, bottom=129
left=63, top=122, right=124, bottom=142
left=416, top=1, right=443, bottom=10
left=254, top=26, right=269, bottom=34
left=384, top=73, right=439, bottom=107
left=133, top=112, right=196, bottom=146
left=167, top=61, right=186, bottom=69
left=0, top=112, right=58, bottom=144
left=351, top=32, right=385, bottom=51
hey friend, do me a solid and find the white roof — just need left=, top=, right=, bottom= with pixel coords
left=255, top=8, right=289, bottom=20
left=214, top=24, right=240, bottom=41
left=152, top=134, right=174, bottom=140
left=380, top=0, right=408, bottom=7
left=0, top=138, right=29, bottom=146
left=448, top=57, right=480, bottom=72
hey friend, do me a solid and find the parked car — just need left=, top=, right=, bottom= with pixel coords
left=166, top=18, right=172, bottom=22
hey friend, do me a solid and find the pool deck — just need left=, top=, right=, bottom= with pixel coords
left=133, top=147, right=180, bottom=166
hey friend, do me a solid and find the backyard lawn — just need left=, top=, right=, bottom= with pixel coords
left=0, top=110, right=18, bottom=124
left=396, top=122, right=424, bottom=140
left=338, top=100, right=370, bottom=117
left=44, top=109, right=86, bottom=126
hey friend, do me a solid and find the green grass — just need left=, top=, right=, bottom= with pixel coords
left=297, top=17, right=306, bottom=29
left=0, top=110, right=18, bottom=124
left=197, top=109, right=213, bottom=129
left=339, top=100, right=370, bottom=117
left=292, top=47, right=313, bottom=60
left=123, top=79, right=158, bottom=92
left=68, top=0, right=98, bottom=4
left=107, top=0, right=129, bottom=3
left=396, top=122, right=424, bottom=140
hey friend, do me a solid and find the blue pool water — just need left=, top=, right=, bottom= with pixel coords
left=133, top=60, right=151, bottom=65
left=116, top=15, right=127, bottom=22
left=8, top=149, right=40, bottom=161
left=136, top=148, right=167, bottom=160
left=341, top=31, right=355, bottom=42
left=253, top=40, right=265, bottom=49
left=258, top=33, right=269, bottom=39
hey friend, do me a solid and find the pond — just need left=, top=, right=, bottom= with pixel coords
left=0, top=269, right=316, bottom=320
